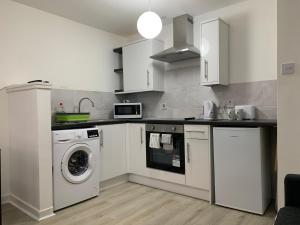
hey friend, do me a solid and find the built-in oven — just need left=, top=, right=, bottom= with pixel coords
left=114, top=103, right=142, bottom=119
left=146, top=124, right=185, bottom=174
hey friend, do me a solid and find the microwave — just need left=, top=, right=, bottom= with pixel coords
left=114, top=103, right=143, bottom=119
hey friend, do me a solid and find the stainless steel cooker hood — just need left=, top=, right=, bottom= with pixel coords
left=150, top=14, right=200, bottom=63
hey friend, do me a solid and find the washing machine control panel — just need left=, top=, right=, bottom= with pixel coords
left=53, top=128, right=99, bottom=143
left=87, top=129, right=99, bottom=138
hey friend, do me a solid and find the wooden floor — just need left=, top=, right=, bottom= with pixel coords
left=3, top=182, right=276, bottom=225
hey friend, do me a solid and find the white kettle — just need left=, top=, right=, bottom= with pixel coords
left=203, top=100, right=215, bottom=120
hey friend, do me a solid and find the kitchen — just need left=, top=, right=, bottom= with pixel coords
left=0, top=0, right=299, bottom=224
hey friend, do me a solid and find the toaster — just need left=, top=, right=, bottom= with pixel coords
left=234, top=105, right=256, bottom=120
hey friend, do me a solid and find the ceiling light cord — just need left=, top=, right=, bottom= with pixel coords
left=148, top=0, right=151, bottom=11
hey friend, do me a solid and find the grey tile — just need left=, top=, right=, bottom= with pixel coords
left=256, top=106, right=277, bottom=120
left=124, top=78, right=277, bottom=120
left=51, top=89, right=121, bottom=122
left=51, top=89, right=75, bottom=113
left=51, top=73, right=277, bottom=121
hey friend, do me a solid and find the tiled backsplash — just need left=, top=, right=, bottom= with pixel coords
left=51, top=89, right=119, bottom=121
left=51, top=66, right=277, bottom=121
left=120, top=66, right=277, bottom=120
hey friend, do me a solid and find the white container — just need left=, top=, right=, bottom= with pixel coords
left=227, top=108, right=236, bottom=120
left=235, top=109, right=244, bottom=120
left=235, top=105, right=256, bottom=120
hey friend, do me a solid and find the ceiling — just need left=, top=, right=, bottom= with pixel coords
left=12, top=0, right=246, bottom=36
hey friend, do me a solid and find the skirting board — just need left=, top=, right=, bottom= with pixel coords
left=7, top=194, right=55, bottom=221
left=100, top=174, right=129, bottom=191
left=129, top=174, right=210, bottom=201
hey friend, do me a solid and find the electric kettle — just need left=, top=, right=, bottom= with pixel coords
left=203, top=100, right=215, bottom=120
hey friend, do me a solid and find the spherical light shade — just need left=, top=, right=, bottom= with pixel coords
left=137, top=11, right=162, bottom=39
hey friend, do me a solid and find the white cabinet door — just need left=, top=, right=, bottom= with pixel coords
left=123, top=40, right=164, bottom=92
left=127, top=123, right=146, bottom=176
left=123, top=41, right=150, bottom=91
left=184, top=125, right=210, bottom=190
left=97, top=124, right=127, bottom=182
left=185, top=139, right=210, bottom=190
left=201, top=20, right=219, bottom=84
left=201, top=19, right=229, bottom=86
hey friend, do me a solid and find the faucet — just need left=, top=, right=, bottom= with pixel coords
left=78, top=97, right=95, bottom=113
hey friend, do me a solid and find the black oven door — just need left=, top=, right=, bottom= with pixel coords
left=146, top=132, right=185, bottom=174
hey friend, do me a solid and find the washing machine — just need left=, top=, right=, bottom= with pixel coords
left=52, top=127, right=100, bottom=211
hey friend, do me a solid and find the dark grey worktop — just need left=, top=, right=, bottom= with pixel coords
left=52, top=118, right=277, bottom=130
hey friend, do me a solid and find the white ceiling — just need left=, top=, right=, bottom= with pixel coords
left=12, top=0, right=246, bottom=36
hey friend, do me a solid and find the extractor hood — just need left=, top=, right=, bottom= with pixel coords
left=150, top=14, right=200, bottom=63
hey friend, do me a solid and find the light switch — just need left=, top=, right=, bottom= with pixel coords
left=281, top=63, right=296, bottom=75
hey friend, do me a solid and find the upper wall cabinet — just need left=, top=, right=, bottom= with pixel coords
left=122, top=39, right=164, bottom=94
left=200, top=18, right=229, bottom=86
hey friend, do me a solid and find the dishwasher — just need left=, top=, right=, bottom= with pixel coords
left=213, top=127, right=271, bottom=215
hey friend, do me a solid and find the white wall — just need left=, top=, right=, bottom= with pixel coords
left=0, top=90, right=10, bottom=200
left=130, top=0, right=277, bottom=84
left=195, top=0, right=277, bottom=83
left=0, top=0, right=125, bottom=92
left=277, top=0, right=300, bottom=209
left=0, top=0, right=124, bottom=206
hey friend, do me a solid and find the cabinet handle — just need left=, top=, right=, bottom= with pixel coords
left=100, top=129, right=103, bottom=146
left=140, top=127, right=143, bottom=144
left=204, top=60, right=208, bottom=80
left=187, top=142, right=190, bottom=163
left=147, top=69, right=150, bottom=86
left=185, top=130, right=205, bottom=133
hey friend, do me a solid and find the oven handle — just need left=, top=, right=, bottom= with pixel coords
left=185, top=130, right=205, bottom=133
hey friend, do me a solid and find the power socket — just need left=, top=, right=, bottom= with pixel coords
left=161, top=103, right=167, bottom=110
left=282, top=63, right=296, bottom=75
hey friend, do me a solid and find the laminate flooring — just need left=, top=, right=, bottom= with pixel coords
left=3, top=182, right=276, bottom=225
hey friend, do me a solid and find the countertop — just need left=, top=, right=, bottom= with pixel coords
left=51, top=118, right=277, bottom=130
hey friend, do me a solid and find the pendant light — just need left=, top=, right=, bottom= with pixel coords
left=137, top=0, right=162, bottom=39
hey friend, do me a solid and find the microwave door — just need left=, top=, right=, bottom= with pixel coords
left=115, top=105, right=135, bottom=115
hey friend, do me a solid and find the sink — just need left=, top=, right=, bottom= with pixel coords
left=55, top=113, right=90, bottom=123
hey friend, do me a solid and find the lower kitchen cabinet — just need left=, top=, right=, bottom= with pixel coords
left=127, top=123, right=147, bottom=176
left=96, top=123, right=211, bottom=197
left=97, top=124, right=127, bottom=182
left=184, top=125, right=210, bottom=190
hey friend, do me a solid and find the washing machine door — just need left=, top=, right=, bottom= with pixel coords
left=61, top=143, right=96, bottom=184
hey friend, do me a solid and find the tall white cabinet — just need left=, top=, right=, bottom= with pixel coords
left=6, top=83, right=53, bottom=220
left=122, top=39, right=164, bottom=93
left=200, top=18, right=229, bottom=86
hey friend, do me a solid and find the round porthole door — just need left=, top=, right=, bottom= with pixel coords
left=61, top=144, right=95, bottom=184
